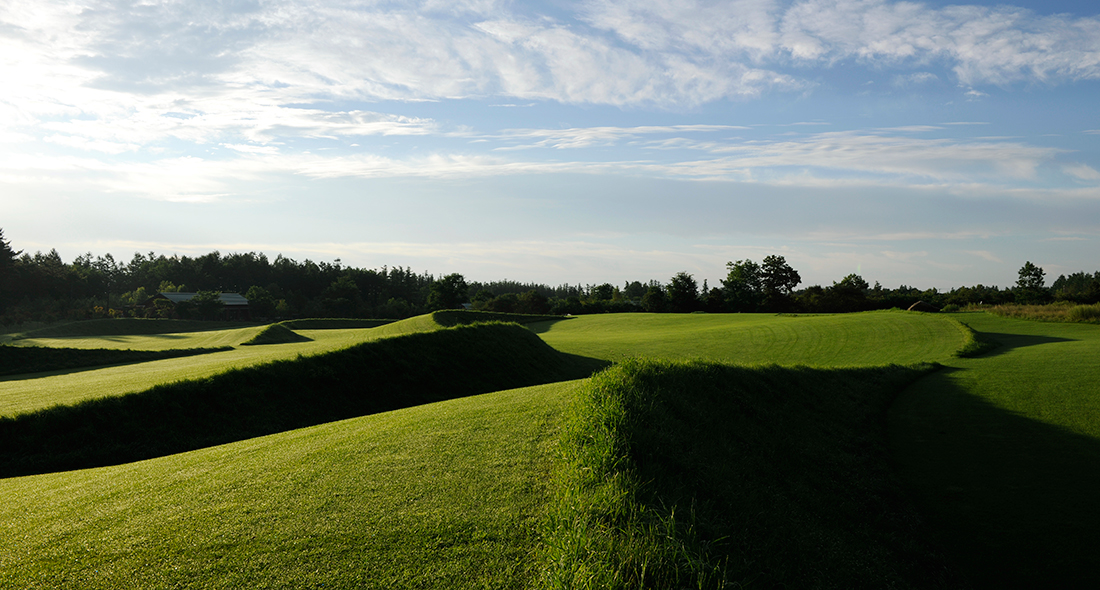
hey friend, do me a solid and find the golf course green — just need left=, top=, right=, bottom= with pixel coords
left=0, top=309, right=1095, bottom=588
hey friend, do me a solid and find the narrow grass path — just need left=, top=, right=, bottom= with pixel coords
left=889, top=312, right=1100, bottom=588
left=0, top=380, right=579, bottom=589
left=532, top=311, right=965, bottom=366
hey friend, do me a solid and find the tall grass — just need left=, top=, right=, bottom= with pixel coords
left=541, top=359, right=955, bottom=589
left=985, top=302, right=1100, bottom=324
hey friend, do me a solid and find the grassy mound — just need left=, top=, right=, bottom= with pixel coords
left=278, top=318, right=395, bottom=329
left=542, top=359, right=956, bottom=589
left=0, top=344, right=233, bottom=377
left=239, top=323, right=313, bottom=345
left=432, top=309, right=563, bottom=326
left=0, top=322, right=606, bottom=478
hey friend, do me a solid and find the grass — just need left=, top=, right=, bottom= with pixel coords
left=7, top=318, right=256, bottom=340
left=889, top=311, right=1100, bottom=587
left=0, top=379, right=581, bottom=589
left=541, top=359, right=956, bottom=589
left=0, top=344, right=232, bottom=376
left=0, top=328, right=382, bottom=416
left=0, top=322, right=603, bottom=477
left=531, top=310, right=966, bottom=366
left=985, top=302, right=1100, bottom=324
left=240, top=323, right=313, bottom=345
left=7, top=308, right=1095, bottom=587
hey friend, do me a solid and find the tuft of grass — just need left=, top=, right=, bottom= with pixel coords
left=946, top=315, right=1000, bottom=358
left=541, top=359, right=955, bottom=589
left=239, top=323, right=313, bottom=345
left=0, top=322, right=605, bottom=477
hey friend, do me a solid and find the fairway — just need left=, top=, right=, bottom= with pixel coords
left=0, top=327, right=388, bottom=416
left=0, top=380, right=579, bottom=589
left=532, top=310, right=967, bottom=366
left=889, top=312, right=1100, bottom=588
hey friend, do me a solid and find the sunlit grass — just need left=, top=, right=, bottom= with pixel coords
left=0, top=380, right=581, bottom=589
left=531, top=310, right=966, bottom=366
left=0, top=328, right=382, bottom=416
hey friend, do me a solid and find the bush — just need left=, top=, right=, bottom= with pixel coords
left=1067, top=304, right=1100, bottom=323
left=941, top=304, right=960, bottom=313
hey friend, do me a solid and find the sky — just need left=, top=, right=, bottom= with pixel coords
left=1, top=0, right=1098, bottom=290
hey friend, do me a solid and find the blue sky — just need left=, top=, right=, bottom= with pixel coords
left=1, top=0, right=1098, bottom=290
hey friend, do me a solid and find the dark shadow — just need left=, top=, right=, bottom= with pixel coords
left=0, top=346, right=232, bottom=379
left=890, top=369, right=1100, bottom=589
left=966, top=331, right=1075, bottom=359
left=523, top=316, right=574, bottom=334
left=0, top=323, right=607, bottom=479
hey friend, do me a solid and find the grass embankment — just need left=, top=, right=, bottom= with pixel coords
left=0, top=328, right=370, bottom=415
left=9, top=318, right=256, bottom=340
left=278, top=318, right=395, bottom=329
left=891, top=312, right=1100, bottom=588
left=0, top=344, right=232, bottom=376
left=543, top=360, right=955, bottom=589
left=0, top=322, right=604, bottom=477
left=0, top=380, right=582, bottom=589
left=532, top=310, right=965, bottom=366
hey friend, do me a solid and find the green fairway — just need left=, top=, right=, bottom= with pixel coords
left=0, top=311, right=573, bottom=417
left=889, top=312, right=1100, bottom=588
left=0, top=328, right=386, bottom=416
left=0, top=380, right=579, bottom=589
left=532, top=311, right=967, bottom=366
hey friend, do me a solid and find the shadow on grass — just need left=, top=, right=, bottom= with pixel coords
left=965, top=331, right=1075, bottom=359
left=0, top=323, right=609, bottom=479
left=0, top=345, right=233, bottom=379
left=522, top=317, right=574, bottom=334
left=890, top=369, right=1100, bottom=589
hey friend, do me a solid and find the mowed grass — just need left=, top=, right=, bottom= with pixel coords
left=532, top=310, right=966, bottom=366
left=0, top=380, right=580, bottom=589
left=0, top=311, right=568, bottom=417
left=889, top=312, right=1100, bottom=588
left=0, top=328, right=392, bottom=416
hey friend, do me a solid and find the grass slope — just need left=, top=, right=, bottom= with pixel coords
left=0, top=322, right=604, bottom=477
left=0, top=344, right=231, bottom=376
left=0, top=328, right=380, bottom=416
left=0, top=380, right=581, bottom=589
left=889, top=312, right=1100, bottom=588
left=10, top=318, right=255, bottom=339
left=532, top=311, right=965, bottom=366
left=543, top=360, right=955, bottom=589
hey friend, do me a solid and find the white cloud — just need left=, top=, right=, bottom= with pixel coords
left=1064, top=164, right=1100, bottom=181
left=491, top=124, right=748, bottom=149
left=965, top=250, right=1003, bottom=263
left=893, top=72, right=938, bottom=87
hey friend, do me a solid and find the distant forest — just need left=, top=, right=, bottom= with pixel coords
left=1, top=229, right=1097, bottom=326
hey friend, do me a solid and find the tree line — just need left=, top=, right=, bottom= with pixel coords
left=0, top=228, right=1096, bottom=326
